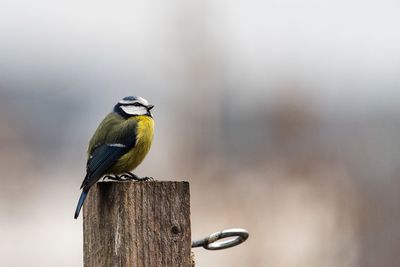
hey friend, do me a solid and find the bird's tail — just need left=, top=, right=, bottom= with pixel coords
left=74, top=190, right=88, bottom=219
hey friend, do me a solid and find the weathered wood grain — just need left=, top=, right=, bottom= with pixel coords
left=83, top=181, right=191, bottom=267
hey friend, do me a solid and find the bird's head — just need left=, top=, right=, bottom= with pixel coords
left=114, top=96, right=154, bottom=118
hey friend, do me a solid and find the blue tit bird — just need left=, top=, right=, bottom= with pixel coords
left=74, top=96, right=154, bottom=219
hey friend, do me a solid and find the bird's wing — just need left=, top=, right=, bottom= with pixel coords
left=80, top=118, right=137, bottom=191
left=87, top=112, right=120, bottom=155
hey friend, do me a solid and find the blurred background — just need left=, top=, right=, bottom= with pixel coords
left=0, top=0, right=399, bottom=266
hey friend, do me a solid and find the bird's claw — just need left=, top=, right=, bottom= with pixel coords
left=103, top=173, right=153, bottom=182
left=121, top=172, right=153, bottom=181
left=103, top=175, right=122, bottom=181
left=136, top=176, right=153, bottom=181
left=144, top=176, right=154, bottom=181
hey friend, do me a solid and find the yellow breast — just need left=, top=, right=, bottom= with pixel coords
left=109, top=115, right=154, bottom=174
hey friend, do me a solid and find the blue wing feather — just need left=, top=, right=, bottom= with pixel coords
left=80, top=144, right=128, bottom=190
left=74, top=117, right=137, bottom=219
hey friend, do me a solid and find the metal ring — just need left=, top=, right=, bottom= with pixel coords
left=192, top=228, right=249, bottom=250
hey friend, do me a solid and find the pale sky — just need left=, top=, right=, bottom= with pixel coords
left=0, top=0, right=399, bottom=112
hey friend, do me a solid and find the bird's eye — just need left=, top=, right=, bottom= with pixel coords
left=132, top=102, right=141, bottom=106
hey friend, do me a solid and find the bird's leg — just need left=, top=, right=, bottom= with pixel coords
left=122, top=172, right=153, bottom=181
left=103, top=174, right=123, bottom=181
left=121, top=172, right=141, bottom=180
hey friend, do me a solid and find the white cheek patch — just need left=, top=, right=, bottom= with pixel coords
left=118, top=97, right=149, bottom=106
left=121, top=105, right=147, bottom=115
left=118, top=100, right=136, bottom=105
left=136, top=97, right=149, bottom=106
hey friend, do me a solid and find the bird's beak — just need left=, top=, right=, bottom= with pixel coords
left=147, top=104, right=154, bottom=110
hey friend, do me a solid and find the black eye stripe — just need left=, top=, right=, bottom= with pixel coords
left=121, top=102, right=145, bottom=107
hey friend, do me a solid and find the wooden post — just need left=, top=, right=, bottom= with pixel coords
left=83, top=181, right=191, bottom=267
